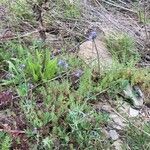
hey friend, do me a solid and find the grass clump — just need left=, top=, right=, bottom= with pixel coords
left=55, top=0, right=81, bottom=19
left=0, top=132, right=12, bottom=150
left=9, top=0, right=33, bottom=20
left=26, top=49, right=58, bottom=82
left=1, top=42, right=59, bottom=85
left=0, top=0, right=35, bottom=31
left=106, top=33, right=140, bottom=64
left=63, top=1, right=81, bottom=19
left=123, top=123, right=150, bottom=150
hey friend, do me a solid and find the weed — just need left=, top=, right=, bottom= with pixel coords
left=42, top=136, right=53, bottom=149
left=66, top=102, right=109, bottom=149
left=17, top=82, right=29, bottom=97
left=0, top=42, right=26, bottom=62
left=1, top=58, right=26, bottom=85
left=138, top=10, right=150, bottom=24
left=0, top=132, right=12, bottom=150
left=11, top=0, right=33, bottom=19
left=1, top=43, right=59, bottom=84
left=77, top=68, right=94, bottom=97
left=21, top=99, right=44, bottom=128
left=26, top=49, right=58, bottom=82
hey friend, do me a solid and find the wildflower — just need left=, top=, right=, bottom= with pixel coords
left=57, top=48, right=62, bottom=53
left=88, top=31, right=97, bottom=40
left=58, top=59, right=68, bottom=69
left=73, top=69, right=83, bottom=78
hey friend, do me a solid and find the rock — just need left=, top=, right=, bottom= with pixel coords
left=78, top=32, right=112, bottom=70
left=129, top=107, right=139, bottom=117
left=101, top=104, right=112, bottom=113
left=123, top=84, right=144, bottom=109
left=119, top=102, right=130, bottom=114
left=112, top=124, right=122, bottom=130
left=110, top=114, right=126, bottom=128
left=109, top=130, right=119, bottom=141
left=145, top=54, right=150, bottom=61
left=112, top=140, right=123, bottom=150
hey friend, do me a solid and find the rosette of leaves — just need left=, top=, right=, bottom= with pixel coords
left=26, top=49, right=58, bottom=82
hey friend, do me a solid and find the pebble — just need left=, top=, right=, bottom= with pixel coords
left=109, top=130, right=119, bottom=141
left=129, top=107, right=139, bottom=117
left=145, top=54, right=150, bottom=61
left=112, top=140, right=123, bottom=150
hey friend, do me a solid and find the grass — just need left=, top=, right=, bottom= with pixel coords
left=0, top=132, right=12, bottom=150
left=105, top=33, right=140, bottom=64
left=0, top=0, right=150, bottom=149
left=123, top=123, right=150, bottom=150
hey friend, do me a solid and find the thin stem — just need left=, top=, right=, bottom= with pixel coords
left=93, top=39, right=101, bottom=74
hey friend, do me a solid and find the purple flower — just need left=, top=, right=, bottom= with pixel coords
left=58, top=59, right=68, bottom=69
left=57, top=49, right=62, bottom=53
left=88, top=31, right=97, bottom=40
left=73, top=69, right=83, bottom=78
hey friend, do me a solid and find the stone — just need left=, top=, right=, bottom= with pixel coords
left=129, top=107, right=139, bottom=117
left=109, top=130, right=119, bottom=141
left=78, top=37, right=112, bottom=70
left=123, top=84, right=143, bottom=109
left=101, top=104, right=112, bottom=113
left=112, top=140, right=123, bottom=150
left=110, top=114, right=126, bottom=128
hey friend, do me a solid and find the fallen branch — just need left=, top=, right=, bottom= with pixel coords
left=0, top=29, right=41, bottom=41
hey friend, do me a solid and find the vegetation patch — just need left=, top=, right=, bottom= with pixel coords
left=0, top=0, right=150, bottom=149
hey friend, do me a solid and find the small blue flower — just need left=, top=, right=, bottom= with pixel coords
left=88, top=31, right=97, bottom=40
left=57, top=49, right=62, bottom=53
left=74, top=69, right=83, bottom=77
left=58, top=59, right=68, bottom=69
